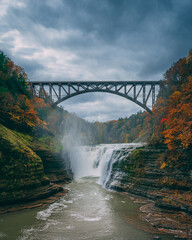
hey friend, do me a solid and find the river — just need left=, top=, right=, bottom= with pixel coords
left=0, top=144, right=175, bottom=240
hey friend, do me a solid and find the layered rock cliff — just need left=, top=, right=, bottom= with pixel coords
left=104, top=145, right=192, bottom=237
left=0, top=123, right=72, bottom=207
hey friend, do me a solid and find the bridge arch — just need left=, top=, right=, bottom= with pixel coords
left=54, top=89, right=152, bottom=113
left=29, top=81, right=161, bottom=114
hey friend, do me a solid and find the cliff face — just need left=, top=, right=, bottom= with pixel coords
left=0, top=123, right=72, bottom=206
left=105, top=146, right=192, bottom=237
left=108, top=146, right=192, bottom=212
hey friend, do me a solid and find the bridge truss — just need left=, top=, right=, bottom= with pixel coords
left=29, top=81, right=161, bottom=113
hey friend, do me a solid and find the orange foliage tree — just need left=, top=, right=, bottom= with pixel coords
left=0, top=51, right=47, bottom=131
left=146, top=50, right=192, bottom=149
left=0, top=93, right=47, bottom=130
left=162, top=76, right=192, bottom=150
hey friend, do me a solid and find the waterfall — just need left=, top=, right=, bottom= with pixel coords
left=69, top=143, right=144, bottom=187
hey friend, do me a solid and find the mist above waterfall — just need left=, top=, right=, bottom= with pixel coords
left=61, top=113, right=95, bottom=178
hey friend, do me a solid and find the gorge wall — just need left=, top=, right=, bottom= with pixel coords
left=102, top=145, right=192, bottom=237
left=107, top=146, right=191, bottom=207
left=0, top=123, right=72, bottom=207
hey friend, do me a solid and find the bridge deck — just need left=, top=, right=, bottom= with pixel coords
left=29, top=80, right=161, bottom=85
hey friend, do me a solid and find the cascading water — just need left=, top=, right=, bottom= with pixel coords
left=68, top=143, right=144, bottom=188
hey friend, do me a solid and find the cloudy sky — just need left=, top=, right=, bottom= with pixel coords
left=0, top=0, right=192, bottom=121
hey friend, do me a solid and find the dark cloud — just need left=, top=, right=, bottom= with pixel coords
left=0, top=0, right=192, bottom=121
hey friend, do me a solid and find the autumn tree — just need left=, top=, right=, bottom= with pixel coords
left=0, top=51, right=47, bottom=131
left=162, top=76, right=192, bottom=150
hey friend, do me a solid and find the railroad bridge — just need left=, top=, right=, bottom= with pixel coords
left=29, top=81, right=161, bottom=113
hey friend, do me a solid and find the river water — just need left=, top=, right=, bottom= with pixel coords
left=0, top=144, right=175, bottom=240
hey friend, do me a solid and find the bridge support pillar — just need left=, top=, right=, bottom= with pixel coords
left=143, top=84, right=146, bottom=104
left=49, top=83, right=52, bottom=104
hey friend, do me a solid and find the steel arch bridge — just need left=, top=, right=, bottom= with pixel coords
left=29, top=81, right=161, bottom=113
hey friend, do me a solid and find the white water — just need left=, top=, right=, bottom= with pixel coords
left=69, top=143, right=144, bottom=186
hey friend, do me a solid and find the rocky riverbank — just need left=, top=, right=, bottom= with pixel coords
left=0, top=123, right=73, bottom=211
left=105, top=146, right=192, bottom=239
